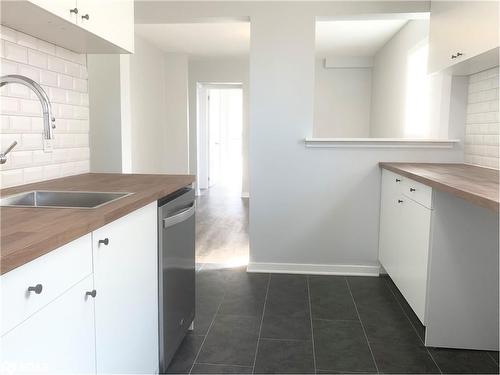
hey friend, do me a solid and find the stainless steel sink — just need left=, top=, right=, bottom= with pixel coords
left=0, top=191, right=133, bottom=209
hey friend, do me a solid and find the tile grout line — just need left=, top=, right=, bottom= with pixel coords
left=382, top=277, right=443, bottom=375
left=306, top=276, right=318, bottom=374
left=188, top=286, right=228, bottom=375
left=345, top=278, right=380, bottom=374
left=251, top=273, right=271, bottom=374
left=196, top=361, right=254, bottom=368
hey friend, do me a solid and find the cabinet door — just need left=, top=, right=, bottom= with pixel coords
left=379, top=171, right=404, bottom=274
left=428, top=1, right=499, bottom=73
left=76, top=0, right=134, bottom=52
left=393, top=198, right=431, bottom=324
left=0, top=276, right=95, bottom=374
left=93, top=203, right=158, bottom=374
left=28, top=0, right=78, bottom=24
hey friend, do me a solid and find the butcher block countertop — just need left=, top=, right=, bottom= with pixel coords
left=0, top=173, right=195, bottom=275
left=380, top=163, right=499, bottom=212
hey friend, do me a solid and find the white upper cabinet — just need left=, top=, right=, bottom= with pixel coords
left=77, top=0, right=134, bottom=53
left=0, top=0, right=134, bottom=53
left=428, top=1, right=499, bottom=75
left=28, top=0, right=78, bottom=23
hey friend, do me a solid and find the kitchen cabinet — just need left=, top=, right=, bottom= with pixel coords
left=379, top=170, right=431, bottom=324
left=428, top=1, right=499, bottom=75
left=1, top=276, right=96, bottom=374
left=77, top=0, right=134, bottom=54
left=0, top=0, right=134, bottom=53
left=1, top=202, right=159, bottom=374
left=93, top=202, right=159, bottom=374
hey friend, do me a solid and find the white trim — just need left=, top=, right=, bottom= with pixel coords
left=247, top=262, right=380, bottom=276
left=304, top=138, right=460, bottom=149
left=241, top=191, right=249, bottom=198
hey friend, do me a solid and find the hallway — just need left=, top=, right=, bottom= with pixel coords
left=195, top=186, right=249, bottom=266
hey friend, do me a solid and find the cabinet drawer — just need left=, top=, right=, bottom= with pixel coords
left=1, top=234, right=92, bottom=336
left=381, top=169, right=405, bottom=197
left=402, top=178, right=433, bottom=209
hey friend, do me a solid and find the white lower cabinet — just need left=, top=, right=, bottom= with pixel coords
left=1, top=275, right=96, bottom=374
left=0, top=203, right=159, bottom=374
left=379, top=169, right=432, bottom=324
left=93, top=202, right=159, bottom=374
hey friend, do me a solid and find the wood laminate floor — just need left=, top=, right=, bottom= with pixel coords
left=195, top=185, right=249, bottom=266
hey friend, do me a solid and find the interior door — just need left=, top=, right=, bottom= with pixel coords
left=208, top=89, right=221, bottom=187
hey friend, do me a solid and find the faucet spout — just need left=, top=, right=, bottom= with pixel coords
left=0, top=74, right=56, bottom=140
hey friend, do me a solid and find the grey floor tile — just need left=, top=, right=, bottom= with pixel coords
left=370, top=337, right=439, bottom=374
left=197, top=314, right=260, bottom=367
left=218, top=273, right=269, bottom=317
left=165, top=335, right=204, bottom=374
left=313, top=319, right=377, bottom=373
left=191, top=363, right=253, bottom=374
left=254, top=339, right=315, bottom=374
left=430, top=348, right=500, bottom=374
left=383, top=276, right=426, bottom=340
left=317, top=371, right=377, bottom=374
left=260, top=314, right=311, bottom=340
left=309, top=275, right=358, bottom=321
left=265, top=274, right=310, bottom=319
left=489, top=351, right=500, bottom=364
left=362, top=311, right=419, bottom=343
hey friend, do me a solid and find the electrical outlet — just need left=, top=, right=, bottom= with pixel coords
left=43, top=139, right=53, bottom=152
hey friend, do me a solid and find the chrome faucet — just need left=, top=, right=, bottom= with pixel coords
left=0, top=74, right=56, bottom=140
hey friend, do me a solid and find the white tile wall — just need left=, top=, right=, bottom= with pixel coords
left=464, top=66, right=500, bottom=169
left=0, top=26, right=89, bottom=188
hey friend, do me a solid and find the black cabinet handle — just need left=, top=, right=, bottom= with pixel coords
left=70, top=7, right=78, bottom=14
left=86, top=290, right=97, bottom=298
left=81, top=14, right=90, bottom=20
left=398, top=199, right=404, bottom=203
left=98, top=238, right=109, bottom=246
left=28, top=284, right=43, bottom=294
left=409, top=188, right=416, bottom=192
left=395, top=178, right=401, bottom=182
left=451, top=52, right=463, bottom=59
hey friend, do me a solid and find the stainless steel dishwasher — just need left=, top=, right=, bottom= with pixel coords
left=158, top=187, right=195, bottom=372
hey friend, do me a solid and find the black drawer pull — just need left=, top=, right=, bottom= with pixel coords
left=98, top=238, right=109, bottom=246
left=398, top=199, right=404, bottom=204
left=409, top=188, right=416, bottom=192
left=86, top=290, right=97, bottom=298
left=28, top=284, right=43, bottom=294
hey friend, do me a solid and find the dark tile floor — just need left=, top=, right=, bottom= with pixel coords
left=166, top=266, right=499, bottom=374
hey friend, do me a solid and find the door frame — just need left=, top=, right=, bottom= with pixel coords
left=196, top=82, right=243, bottom=194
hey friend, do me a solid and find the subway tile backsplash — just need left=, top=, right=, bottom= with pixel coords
left=0, top=26, right=89, bottom=188
left=465, top=66, right=500, bottom=169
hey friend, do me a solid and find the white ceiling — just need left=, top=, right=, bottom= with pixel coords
left=315, top=19, right=409, bottom=57
left=135, top=22, right=250, bottom=58
left=135, top=19, right=410, bottom=58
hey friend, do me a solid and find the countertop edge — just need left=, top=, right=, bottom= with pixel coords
left=379, top=163, right=499, bottom=213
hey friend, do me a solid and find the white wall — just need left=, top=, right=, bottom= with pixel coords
left=88, top=54, right=123, bottom=172
left=0, top=26, right=89, bottom=188
left=164, top=53, right=189, bottom=174
left=370, top=20, right=451, bottom=139
left=464, top=66, right=499, bottom=169
left=313, top=59, right=372, bottom=137
left=188, top=57, right=249, bottom=195
left=88, top=36, right=189, bottom=175
left=128, top=35, right=167, bottom=173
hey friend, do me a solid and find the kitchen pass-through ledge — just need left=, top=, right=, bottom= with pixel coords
left=305, top=138, right=460, bottom=148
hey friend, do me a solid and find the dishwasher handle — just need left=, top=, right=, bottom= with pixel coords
left=163, top=203, right=195, bottom=228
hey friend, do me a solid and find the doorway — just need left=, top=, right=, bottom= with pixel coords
left=196, top=83, right=248, bottom=266
left=197, top=83, right=243, bottom=194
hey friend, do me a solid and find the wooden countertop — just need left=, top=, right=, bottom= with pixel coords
left=379, top=163, right=499, bottom=212
left=0, top=173, right=195, bottom=275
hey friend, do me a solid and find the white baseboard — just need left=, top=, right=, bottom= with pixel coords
left=246, top=262, right=380, bottom=276
left=241, top=191, right=249, bottom=198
